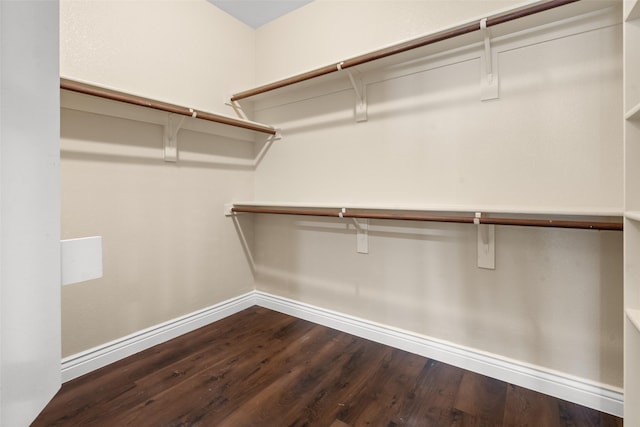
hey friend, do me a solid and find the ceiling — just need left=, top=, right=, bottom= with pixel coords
left=207, top=0, right=314, bottom=29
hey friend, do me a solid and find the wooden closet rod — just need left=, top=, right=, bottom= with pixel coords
left=60, top=78, right=277, bottom=135
left=230, top=206, right=622, bottom=231
left=230, top=0, right=579, bottom=101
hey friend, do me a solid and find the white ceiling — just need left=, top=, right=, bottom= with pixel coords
left=207, top=0, right=314, bottom=29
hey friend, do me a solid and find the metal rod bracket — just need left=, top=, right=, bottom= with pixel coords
left=164, top=113, right=186, bottom=162
left=480, top=18, right=499, bottom=101
left=353, top=217, right=369, bottom=254
left=477, top=223, right=496, bottom=269
left=474, top=212, right=495, bottom=269
left=338, top=63, right=368, bottom=122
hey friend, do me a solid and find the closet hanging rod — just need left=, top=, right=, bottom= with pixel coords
left=60, top=78, right=277, bottom=135
left=230, top=205, right=622, bottom=231
left=230, top=0, right=579, bottom=101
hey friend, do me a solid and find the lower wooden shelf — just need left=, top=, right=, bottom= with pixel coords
left=228, top=203, right=623, bottom=231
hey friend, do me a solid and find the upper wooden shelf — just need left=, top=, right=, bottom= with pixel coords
left=60, top=78, right=277, bottom=141
left=230, top=0, right=618, bottom=103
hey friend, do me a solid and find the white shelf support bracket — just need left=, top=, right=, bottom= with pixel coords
left=352, top=217, right=369, bottom=254
left=476, top=212, right=495, bottom=269
left=226, top=99, right=249, bottom=121
left=338, top=62, right=368, bottom=122
left=164, top=113, right=186, bottom=162
left=480, top=18, right=499, bottom=101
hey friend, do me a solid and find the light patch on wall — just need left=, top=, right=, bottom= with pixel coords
left=61, top=236, right=104, bottom=286
left=207, top=0, right=314, bottom=28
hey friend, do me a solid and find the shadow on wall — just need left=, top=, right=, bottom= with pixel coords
left=598, top=230, right=624, bottom=387
left=232, top=213, right=256, bottom=277
left=60, top=108, right=267, bottom=170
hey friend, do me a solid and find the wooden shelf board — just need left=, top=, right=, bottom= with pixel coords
left=61, top=90, right=268, bottom=142
left=229, top=202, right=623, bottom=230
left=231, top=201, right=623, bottom=218
left=60, top=78, right=276, bottom=141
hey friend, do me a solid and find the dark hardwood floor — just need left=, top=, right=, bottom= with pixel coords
left=33, top=306, right=623, bottom=426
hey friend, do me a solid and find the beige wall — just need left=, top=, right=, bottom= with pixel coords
left=61, top=0, right=254, bottom=113
left=60, top=0, right=256, bottom=356
left=251, top=1, right=624, bottom=387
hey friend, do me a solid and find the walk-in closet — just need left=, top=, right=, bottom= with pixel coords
left=0, top=0, right=636, bottom=425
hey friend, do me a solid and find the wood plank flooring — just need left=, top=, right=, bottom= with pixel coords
left=33, top=306, right=623, bottom=426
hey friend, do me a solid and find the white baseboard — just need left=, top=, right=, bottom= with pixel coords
left=61, top=290, right=624, bottom=418
left=61, top=292, right=256, bottom=382
left=253, top=291, right=624, bottom=418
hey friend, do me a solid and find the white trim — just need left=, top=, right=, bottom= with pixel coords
left=253, top=291, right=624, bottom=417
left=61, top=292, right=255, bottom=382
left=60, top=290, right=624, bottom=417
